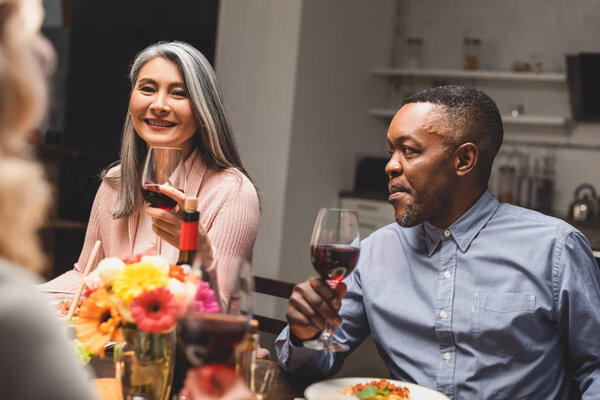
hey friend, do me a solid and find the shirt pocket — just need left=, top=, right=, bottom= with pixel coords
left=472, top=292, right=536, bottom=358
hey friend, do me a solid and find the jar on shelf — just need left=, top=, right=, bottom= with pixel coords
left=405, top=37, right=423, bottom=69
left=463, top=37, right=481, bottom=70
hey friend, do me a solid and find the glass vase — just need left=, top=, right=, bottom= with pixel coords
left=115, top=326, right=176, bottom=400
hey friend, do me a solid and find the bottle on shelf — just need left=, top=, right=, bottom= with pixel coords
left=463, top=37, right=481, bottom=70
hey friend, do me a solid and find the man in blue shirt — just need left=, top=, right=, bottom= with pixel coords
left=275, top=85, right=600, bottom=399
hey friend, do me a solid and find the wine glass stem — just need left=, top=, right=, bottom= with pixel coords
left=321, top=321, right=335, bottom=345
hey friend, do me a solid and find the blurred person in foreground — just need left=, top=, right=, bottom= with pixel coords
left=40, top=41, right=260, bottom=305
left=276, top=85, right=600, bottom=399
left=0, top=0, right=95, bottom=398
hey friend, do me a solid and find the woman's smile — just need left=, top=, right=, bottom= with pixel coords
left=144, top=118, right=177, bottom=129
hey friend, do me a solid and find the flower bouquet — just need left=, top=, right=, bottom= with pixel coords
left=75, top=252, right=217, bottom=400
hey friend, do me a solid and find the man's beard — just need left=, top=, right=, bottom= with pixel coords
left=395, top=188, right=452, bottom=228
left=396, top=201, right=422, bottom=227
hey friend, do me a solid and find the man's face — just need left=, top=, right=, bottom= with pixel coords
left=386, top=103, right=458, bottom=228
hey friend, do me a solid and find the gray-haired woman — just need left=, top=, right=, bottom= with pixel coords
left=42, top=41, right=260, bottom=300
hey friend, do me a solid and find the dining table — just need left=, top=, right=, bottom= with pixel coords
left=89, top=351, right=320, bottom=400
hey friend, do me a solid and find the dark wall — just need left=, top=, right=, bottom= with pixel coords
left=64, top=0, right=219, bottom=153
left=47, top=0, right=219, bottom=275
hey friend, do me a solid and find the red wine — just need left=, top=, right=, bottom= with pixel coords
left=180, top=313, right=247, bottom=368
left=142, top=184, right=182, bottom=210
left=311, top=244, right=360, bottom=286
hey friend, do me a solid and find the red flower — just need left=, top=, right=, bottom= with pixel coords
left=130, top=287, right=178, bottom=333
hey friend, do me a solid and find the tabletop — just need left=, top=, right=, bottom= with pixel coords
left=89, top=352, right=319, bottom=399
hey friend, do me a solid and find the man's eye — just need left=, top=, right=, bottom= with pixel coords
left=402, top=147, right=416, bottom=155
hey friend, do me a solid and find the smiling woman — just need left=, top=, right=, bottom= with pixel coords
left=41, top=42, right=260, bottom=312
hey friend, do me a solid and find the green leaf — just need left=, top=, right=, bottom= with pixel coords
left=356, top=386, right=379, bottom=399
left=380, top=383, right=389, bottom=396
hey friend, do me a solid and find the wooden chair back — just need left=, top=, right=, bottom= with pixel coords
left=253, top=276, right=295, bottom=335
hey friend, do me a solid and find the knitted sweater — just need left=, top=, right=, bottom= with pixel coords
left=41, top=150, right=260, bottom=299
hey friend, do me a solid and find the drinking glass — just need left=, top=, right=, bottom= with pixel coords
left=141, top=147, right=186, bottom=253
left=178, top=259, right=253, bottom=396
left=304, top=208, right=360, bottom=352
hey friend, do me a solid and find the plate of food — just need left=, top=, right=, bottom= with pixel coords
left=304, top=377, right=450, bottom=400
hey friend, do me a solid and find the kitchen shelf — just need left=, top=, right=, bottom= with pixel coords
left=369, top=108, right=568, bottom=127
left=372, top=68, right=566, bottom=83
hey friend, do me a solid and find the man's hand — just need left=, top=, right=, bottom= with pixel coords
left=285, top=276, right=347, bottom=340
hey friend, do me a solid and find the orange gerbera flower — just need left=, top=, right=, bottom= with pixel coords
left=76, top=288, right=123, bottom=357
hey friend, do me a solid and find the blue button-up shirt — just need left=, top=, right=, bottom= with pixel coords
left=276, top=190, right=600, bottom=399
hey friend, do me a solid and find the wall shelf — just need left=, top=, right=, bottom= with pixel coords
left=369, top=108, right=569, bottom=127
left=372, top=68, right=566, bottom=83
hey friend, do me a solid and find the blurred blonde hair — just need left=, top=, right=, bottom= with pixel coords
left=0, top=0, right=52, bottom=273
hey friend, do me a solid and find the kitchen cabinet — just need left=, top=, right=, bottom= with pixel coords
left=370, top=67, right=570, bottom=128
left=339, top=193, right=395, bottom=239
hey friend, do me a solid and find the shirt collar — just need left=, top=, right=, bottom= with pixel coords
left=422, top=188, right=499, bottom=256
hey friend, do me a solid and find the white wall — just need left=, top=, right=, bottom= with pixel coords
left=215, top=0, right=303, bottom=316
left=279, top=0, right=394, bottom=285
left=216, top=0, right=394, bottom=320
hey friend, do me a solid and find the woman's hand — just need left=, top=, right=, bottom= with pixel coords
left=145, top=185, right=213, bottom=262
left=144, top=185, right=186, bottom=248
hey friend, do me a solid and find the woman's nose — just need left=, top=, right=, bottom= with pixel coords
left=150, top=92, right=170, bottom=114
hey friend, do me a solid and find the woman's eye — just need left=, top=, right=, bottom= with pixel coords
left=139, top=86, right=154, bottom=93
left=172, top=90, right=187, bottom=98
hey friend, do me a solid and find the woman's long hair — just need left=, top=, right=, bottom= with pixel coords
left=106, top=41, right=254, bottom=219
left=0, top=0, right=52, bottom=273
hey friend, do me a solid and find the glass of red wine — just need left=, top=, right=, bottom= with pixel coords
left=142, top=146, right=186, bottom=210
left=178, top=258, right=253, bottom=397
left=304, top=208, right=360, bottom=352
left=142, top=147, right=185, bottom=253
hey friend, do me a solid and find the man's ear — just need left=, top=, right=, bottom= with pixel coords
left=454, top=142, right=478, bottom=176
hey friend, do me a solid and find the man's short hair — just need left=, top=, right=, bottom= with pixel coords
left=402, top=85, right=503, bottom=186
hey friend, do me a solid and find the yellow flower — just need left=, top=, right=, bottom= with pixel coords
left=76, top=289, right=123, bottom=357
left=112, top=261, right=169, bottom=303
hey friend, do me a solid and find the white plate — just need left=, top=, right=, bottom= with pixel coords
left=304, top=377, right=450, bottom=400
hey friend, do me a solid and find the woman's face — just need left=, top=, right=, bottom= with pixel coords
left=129, top=57, right=196, bottom=156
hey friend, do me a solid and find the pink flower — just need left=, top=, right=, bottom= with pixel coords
left=194, top=282, right=220, bottom=313
left=130, top=287, right=178, bottom=333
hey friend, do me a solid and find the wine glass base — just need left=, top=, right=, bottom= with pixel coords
left=303, top=338, right=349, bottom=352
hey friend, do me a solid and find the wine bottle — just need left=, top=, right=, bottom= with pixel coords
left=172, top=197, right=199, bottom=396
left=176, top=197, right=199, bottom=266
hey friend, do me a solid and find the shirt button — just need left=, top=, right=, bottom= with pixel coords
left=439, top=310, right=447, bottom=319
left=444, top=229, right=451, bottom=237
left=443, top=352, right=451, bottom=360
left=443, top=270, right=451, bottom=279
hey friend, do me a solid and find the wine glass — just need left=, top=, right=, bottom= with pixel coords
left=304, top=208, right=360, bottom=352
left=177, top=258, right=253, bottom=397
left=142, top=147, right=186, bottom=253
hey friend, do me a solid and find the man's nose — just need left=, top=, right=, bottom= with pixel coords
left=385, top=157, right=402, bottom=178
